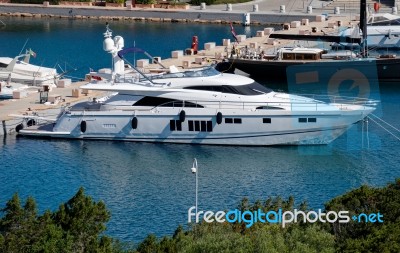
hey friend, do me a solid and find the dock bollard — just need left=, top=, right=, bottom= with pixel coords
left=334, top=7, right=340, bottom=14
left=253, top=4, right=258, bottom=12
left=280, top=5, right=285, bottom=13
left=393, top=6, right=398, bottom=14
left=242, top=13, right=250, bottom=26
left=200, top=2, right=206, bottom=10
left=2, top=120, right=6, bottom=136
left=307, top=6, right=312, bottom=14
left=226, top=3, right=232, bottom=11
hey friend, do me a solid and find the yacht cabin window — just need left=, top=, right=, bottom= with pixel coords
left=185, top=82, right=272, bottom=96
left=282, top=53, right=320, bottom=60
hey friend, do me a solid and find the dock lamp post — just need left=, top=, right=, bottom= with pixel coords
left=191, top=158, right=198, bottom=217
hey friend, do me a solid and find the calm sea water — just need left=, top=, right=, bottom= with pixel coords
left=0, top=17, right=260, bottom=79
left=1, top=17, right=400, bottom=242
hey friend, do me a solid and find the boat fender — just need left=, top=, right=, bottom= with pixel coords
left=27, top=119, right=36, bottom=127
left=80, top=121, right=87, bottom=133
left=179, top=110, right=186, bottom=122
left=15, top=123, right=23, bottom=133
left=216, top=112, right=223, bottom=124
left=131, top=117, right=138, bottom=130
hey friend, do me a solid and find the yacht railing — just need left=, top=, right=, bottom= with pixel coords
left=65, top=95, right=378, bottom=113
left=149, top=95, right=378, bottom=111
left=297, top=94, right=379, bottom=105
left=146, top=66, right=220, bottom=80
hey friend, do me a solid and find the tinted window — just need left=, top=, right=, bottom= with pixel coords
left=185, top=82, right=272, bottom=96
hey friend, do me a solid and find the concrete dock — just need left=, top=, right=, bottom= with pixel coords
left=142, top=15, right=354, bottom=70
left=0, top=81, right=107, bottom=135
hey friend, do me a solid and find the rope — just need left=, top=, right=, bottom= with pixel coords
left=369, top=113, right=400, bottom=134
left=368, top=116, right=400, bottom=142
left=366, top=117, right=369, bottom=148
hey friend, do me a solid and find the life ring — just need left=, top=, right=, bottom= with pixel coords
left=179, top=110, right=186, bottom=122
left=15, top=123, right=23, bottom=133
left=131, top=117, right=138, bottom=130
left=216, top=112, right=223, bottom=124
left=80, top=121, right=87, bottom=133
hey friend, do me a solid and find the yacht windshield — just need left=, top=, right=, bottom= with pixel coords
left=185, top=82, right=272, bottom=95
left=150, top=67, right=220, bottom=80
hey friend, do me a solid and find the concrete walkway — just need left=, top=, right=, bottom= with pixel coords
left=204, top=0, right=332, bottom=14
left=0, top=0, right=355, bottom=25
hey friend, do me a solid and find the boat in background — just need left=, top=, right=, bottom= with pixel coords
left=225, top=0, right=400, bottom=83
left=15, top=25, right=377, bottom=146
left=332, top=25, right=400, bottom=50
left=367, top=12, right=400, bottom=25
left=0, top=81, right=28, bottom=99
left=0, top=51, right=58, bottom=87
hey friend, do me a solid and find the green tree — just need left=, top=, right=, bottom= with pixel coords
left=0, top=188, right=119, bottom=253
left=325, top=179, right=400, bottom=252
left=53, top=187, right=112, bottom=252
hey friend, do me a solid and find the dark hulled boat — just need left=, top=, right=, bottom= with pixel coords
left=225, top=0, right=400, bottom=84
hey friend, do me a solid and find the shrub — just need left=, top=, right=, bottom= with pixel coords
left=189, top=0, right=215, bottom=5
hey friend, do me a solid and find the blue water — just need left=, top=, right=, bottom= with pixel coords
left=0, top=17, right=259, bottom=79
left=1, top=18, right=400, bottom=242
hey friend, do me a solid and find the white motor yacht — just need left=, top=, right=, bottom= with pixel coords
left=16, top=26, right=377, bottom=146
left=0, top=53, right=58, bottom=87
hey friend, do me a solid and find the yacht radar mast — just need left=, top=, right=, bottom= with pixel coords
left=103, top=23, right=125, bottom=75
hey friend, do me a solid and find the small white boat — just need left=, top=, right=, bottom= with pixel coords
left=367, top=12, right=400, bottom=26
left=333, top=25, right=400, bottom=49
left=0, top=53, right=58, bottom=87
left=0, top=81, right=28, bottom=99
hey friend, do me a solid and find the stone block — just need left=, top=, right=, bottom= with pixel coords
left=223, top=39, right=231, bottom=46
left=48, top=94, right=61, bottom=103
left=136, top=59, right=149, bottom=68
left=301, top=19, right=309, bottom=25
left=72, top=89, right=80, bottom=98
left=264, top=27, right=274, bottom=35
left=236, top=34, right=246, bottom=42
left=256, top=31, right=264, bottom=37
left=57, top=78, right=71, bottom=88
left=290, top=21, right=301, bottom=28
left=171, top=50, right=183, bottom=58
left=12, top=90, right=27, bottom=99
left=316, top=15, right=326, bottom=22
left=204, top=42, right=216, bottom=50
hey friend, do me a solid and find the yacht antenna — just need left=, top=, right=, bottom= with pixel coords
left=360, top=0, right=368, bottom=57
left=18, top=39, right=29, bottom=56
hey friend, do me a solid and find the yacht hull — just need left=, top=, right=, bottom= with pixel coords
left=18, top=108, right=369, bottom=146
